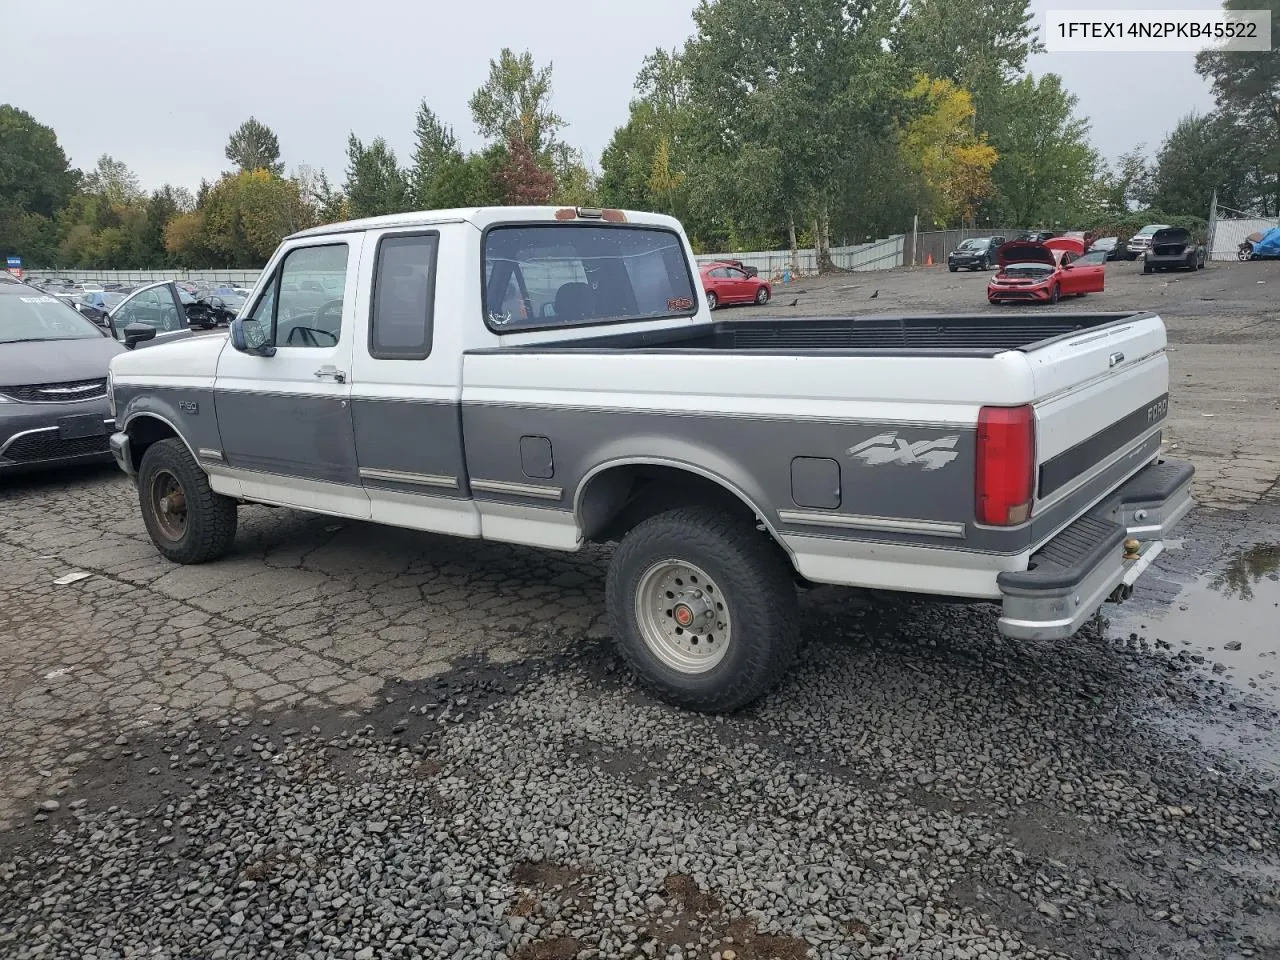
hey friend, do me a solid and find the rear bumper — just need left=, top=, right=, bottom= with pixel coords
left=996, top=459, right=1194, bottom=640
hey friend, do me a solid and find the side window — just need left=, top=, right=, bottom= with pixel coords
left=708, top=267, right=729, bottom=279
left=274, top=244, right=349, bottom=349
left=114, top=287, right=184, bottom=333
left=249, top=279, right=276, bottom=325
left=370, top=233, right=438, bottom=360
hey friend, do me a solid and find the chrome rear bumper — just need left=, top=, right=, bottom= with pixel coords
left=996, top=459, right=1194, bottom=640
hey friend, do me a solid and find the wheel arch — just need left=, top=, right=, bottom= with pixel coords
left=122, top=411, right=200, bottom=473
left=573, top=456, right=793, bottom=559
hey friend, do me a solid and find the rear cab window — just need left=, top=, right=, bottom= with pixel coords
left=482, top=223, right=697, bottom=332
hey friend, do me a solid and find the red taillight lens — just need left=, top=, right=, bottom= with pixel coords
left=976, top=404, right=1036, bottom=525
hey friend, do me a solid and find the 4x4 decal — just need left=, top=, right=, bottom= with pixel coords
left=846, top=432, right=960, bottom=471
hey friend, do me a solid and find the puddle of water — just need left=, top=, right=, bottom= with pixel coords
left=1117, top=543, right=1280, bottom=709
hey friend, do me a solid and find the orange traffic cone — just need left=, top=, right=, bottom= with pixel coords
left=926, top=253, right=933, bottom=266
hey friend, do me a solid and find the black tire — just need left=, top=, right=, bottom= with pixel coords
left=754, top=285, right=770, bottom=305
left=977, top=256, right=989, bottom=271
left=1143, top=262, right=1152, bottom=274
left=137, top=438, right=238, bottom=564
left=948, top=264, right=958, bottom=273
left=1048, top=283, right=1060, bottom=304
left=706, top=291, right=718, bottom=311
left=606, top=507, right=800, bottom=713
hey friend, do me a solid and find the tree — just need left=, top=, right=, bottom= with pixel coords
left=199, top=170, right=313, bottom=266
left=164, top=211, right=210, bottom=265
left=0, top=104, right=79, bottom=218
left=599, top=48, right=692, bottom=218
left=225, top=117, right=284, bottom=176
left=681, top=0, right=904, bottom=267
left=410, top=101, right=461, bottom=207
left=82, top=154, right=143, bottom=205
left=551, top=144, right=598, bottom=206
left=894, top=0, right=1041, bottom=121
left=901, top=76, right=999, bottom=225
left=1196, top=0, right=1280, bottom=214
left=430, top=146, right=508, bottom=208
left=1150, top=112, right=1252, bottom=216
left=494, top=136, right=557, bottom=205
left=981, top=73, right=1098, bottom=226
left=344, top=134, right=410, bottom=219
left=468, top=48, right=565, bottom=157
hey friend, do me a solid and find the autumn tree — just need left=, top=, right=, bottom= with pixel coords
left=901, top=76, right=999, bottom=226
left=225, top=117, right=284, bottom=176
left=494, top=136, right=556, bottom=205
left=469, top=48, right=565, bottom=157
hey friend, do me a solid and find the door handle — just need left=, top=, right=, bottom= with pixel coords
left=314, top=366, right=347, bottom=383
left=1108, top=352, right=1124, bottom=367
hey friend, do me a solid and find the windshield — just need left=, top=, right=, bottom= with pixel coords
left=959, top=239, right=986, bottom=250
left=217, top=293, right=246, bottom=308
left=0, top=293, right=106, bottom=343
left=483, top=224, right=698, bottom=332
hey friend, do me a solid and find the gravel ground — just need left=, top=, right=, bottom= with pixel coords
left=3, top=504, right=1280, bottom=959
left=3, top=260, right=1280, bottom=959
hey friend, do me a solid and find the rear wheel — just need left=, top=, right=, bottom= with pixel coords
left=137, top=439, right=238, bottom=564
left=754, top=285, right=770, bottom=305
left=706, top=290, right=718, bottom=311
left=606, top=507, right=800, bottom=712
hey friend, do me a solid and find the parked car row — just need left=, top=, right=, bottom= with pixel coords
left=943, top=226, right=1211, bottom=307
left=25, top=276, right=248, bottom=330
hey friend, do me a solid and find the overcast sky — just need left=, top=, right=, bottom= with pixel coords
left=6, top=0, right=1217, bottom=191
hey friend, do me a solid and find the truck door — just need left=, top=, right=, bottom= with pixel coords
left=213, top=238, right=368, bottom=518
left=348, top=227, right=481, bottom=538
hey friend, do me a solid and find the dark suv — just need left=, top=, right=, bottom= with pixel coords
left=947, top=236, right=1005, bottom=272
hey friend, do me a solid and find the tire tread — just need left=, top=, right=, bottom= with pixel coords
left=138, top=439, right=238, bottom=564
left=606, top=506, right=799, bottom=712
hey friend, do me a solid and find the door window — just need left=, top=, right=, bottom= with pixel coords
left=370, top=232, right=438, bottom=360
left=248, top=244, right=349, bottom=349
left=113, top=286, right=185, bottom=334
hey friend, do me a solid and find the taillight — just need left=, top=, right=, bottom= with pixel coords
left=976, top=404, right=1035, bottom=525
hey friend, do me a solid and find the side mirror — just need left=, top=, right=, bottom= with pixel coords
left=229, top=317, right=276, bottom=357
left=123, top=323, right=157, bottom=350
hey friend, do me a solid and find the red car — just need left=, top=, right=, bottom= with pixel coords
left=987, top=237, right=1105, bottom=305
left=701, top=261, right=771, bottom=310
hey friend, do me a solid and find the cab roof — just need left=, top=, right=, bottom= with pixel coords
left=288, top=206, right=683, bottom=241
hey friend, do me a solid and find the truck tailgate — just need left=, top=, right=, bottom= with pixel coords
left=1026, top=313, right=1169, bottom=521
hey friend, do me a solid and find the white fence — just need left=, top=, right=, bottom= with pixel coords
left=25, top=232, right=908, bottom=288
left=1209, top=217, right=1279, bottom=261
left=24, top=268, right=264, bottom=285
left=695, top=234, right=905, bottom=278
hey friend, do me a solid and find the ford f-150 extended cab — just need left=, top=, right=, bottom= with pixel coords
left=107, top=206, right=1193, bottom=711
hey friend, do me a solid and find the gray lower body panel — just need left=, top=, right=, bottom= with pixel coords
left=996, top=459, right=1194, bottom=640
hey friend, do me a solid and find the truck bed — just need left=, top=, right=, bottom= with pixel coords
left=488, top=312, right=1150, bottom=357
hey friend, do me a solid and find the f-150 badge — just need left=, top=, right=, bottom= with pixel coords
left=846, top=432, right=959, bottom=471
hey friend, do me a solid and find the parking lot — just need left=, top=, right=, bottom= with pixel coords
left=3, top=258, right=1280, bottom=959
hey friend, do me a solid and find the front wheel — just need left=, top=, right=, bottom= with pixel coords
left=1048, top=283, right=1060, bottom=304
left=137, top=438, right=238, bottom=564
left=754, top=285, right=770, bottom=305
left=606, top=507, right=800, bottom=712
left=706, top=291, right=718, bottom=311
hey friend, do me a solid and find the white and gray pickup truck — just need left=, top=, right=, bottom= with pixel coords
left=108, top=206, right=1193, bottom=711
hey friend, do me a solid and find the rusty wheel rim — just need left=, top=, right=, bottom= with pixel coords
left=149, top=469, right=188, bottom=542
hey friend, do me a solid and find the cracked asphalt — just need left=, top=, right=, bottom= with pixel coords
left=2, top=260, right=1279, bottom=959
